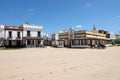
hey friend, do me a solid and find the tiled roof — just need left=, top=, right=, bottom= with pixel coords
left=4, top=26, right=23, bottom=31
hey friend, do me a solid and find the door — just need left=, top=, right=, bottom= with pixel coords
left=17, top=40, right=21, bottom=47
left=9, top=40, right=12, bottom=47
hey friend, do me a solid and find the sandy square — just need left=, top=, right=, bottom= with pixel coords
left=0, top=47, right=120, bottom=80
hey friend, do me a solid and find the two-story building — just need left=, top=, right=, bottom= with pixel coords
left=22, top=23, right=43, bottom=47
left=0, top=23, right=43, bottom=47
left=52, top=27, right=108, bottom=48
left=4, top=25, right=23, bottom=47
left=0, top=25, right=23, bottom=47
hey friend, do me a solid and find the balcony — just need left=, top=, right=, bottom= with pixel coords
left=16, top=37, right=21, bottom=40
left=23, top=36, right=42, bottom=40
left=7, top=36, right=12, bottom=40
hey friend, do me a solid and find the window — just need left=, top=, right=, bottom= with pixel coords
left=27, top=30, right=30, bottom=37
left=17, top=32, right=20, bottom=38
left=9, top=31, right=12, bottom=38
left=38, top=31, right=41, bottom=37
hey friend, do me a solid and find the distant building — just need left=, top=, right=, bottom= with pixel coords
left=116, top=34, right=120, bottom=39
left=52, top=27, right=109, bottom=48
left=106, top=33, right=116, bottom=45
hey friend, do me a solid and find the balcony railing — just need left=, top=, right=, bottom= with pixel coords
left=7, top=36, right=12, bottom=40
left=16, top=37, right=21, bottom=40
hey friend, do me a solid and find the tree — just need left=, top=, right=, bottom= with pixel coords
left=115, top=38, right=120, bottom=44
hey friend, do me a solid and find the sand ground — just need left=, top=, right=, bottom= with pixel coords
left=0, top=47, right=120, bottom=80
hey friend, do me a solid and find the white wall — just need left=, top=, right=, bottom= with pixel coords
left=110, top=34, right=116, bottom=40
left=5, top=30, right=22, bottom=40
left=55, top=33, right=59, bottom=40
left=0, top=30, right=4, bottom=38
left=23, top=24, right=42, bottom=37
left=23, top=30, right=40, bottom=37
left=23, top=23, right=43, bottom=30
left=0, top=25, right=4, bottom=38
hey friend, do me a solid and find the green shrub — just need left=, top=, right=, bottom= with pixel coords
left=115, top=38, right=120, bottom=44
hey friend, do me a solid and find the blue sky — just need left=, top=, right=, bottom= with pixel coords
left=0, top=0, right=120, bottom=34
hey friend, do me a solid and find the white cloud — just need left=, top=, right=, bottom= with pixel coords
left=76, top=25, right=82, bottom=28
left=84, top=3, right=92, bottom=7
left=27, top=9, right=34, bottom=12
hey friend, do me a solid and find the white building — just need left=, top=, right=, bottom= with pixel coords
left=22, top=23, right=43, bottom=47
left=0, top=25, right=5, bottom=46
left=116, top=34, right=120, bottom=39
left=105, top=33, right=116, bottom=45
left=0, top=25, right=23, bottom=47
left=0, top=23, right=43, bottom=47
left=4, top=25, right=23, bottom=47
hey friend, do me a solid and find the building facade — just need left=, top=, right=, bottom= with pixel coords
left=22, top=23, right=43, bottom=47
left=0, top=23, right=43, bottom=47
left=4, top=25, right=23, bottom=47
left=52, top=27, right=109, bottom=48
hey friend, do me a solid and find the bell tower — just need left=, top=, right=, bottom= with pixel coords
left=92, top=25, right=97, bottom=33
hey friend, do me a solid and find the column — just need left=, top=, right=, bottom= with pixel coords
left=80, top=40, right=81, bottom=45
left=26, top=40, right=27, bottom=46
left=71, top=40, right=72, bottom=46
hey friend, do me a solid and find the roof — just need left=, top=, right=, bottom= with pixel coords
left=4, top=26, right=23, bottom=31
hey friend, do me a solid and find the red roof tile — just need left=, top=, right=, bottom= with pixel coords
left=4, top=26, right=23, bottom=31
